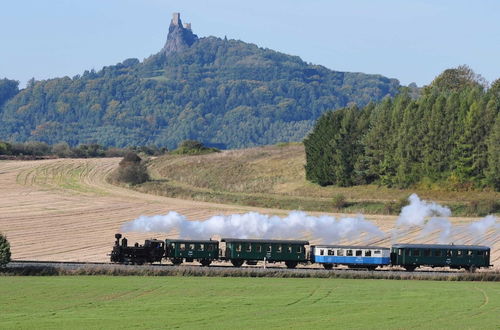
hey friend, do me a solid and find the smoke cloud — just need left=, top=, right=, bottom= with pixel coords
left=396, top=193, right=451, bottom=227
left=121, top=193, right=497, bottom=246
left=395, top=194, right=498, bottom=245
left=122, top=210, right=385, bottom=244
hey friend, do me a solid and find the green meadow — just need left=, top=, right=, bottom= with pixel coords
left=0, top=276, right=498, bottom=329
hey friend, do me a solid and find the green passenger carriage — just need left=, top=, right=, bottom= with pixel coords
left=221, top=238, right=309, bottom=268
left=165, top=239, right=219, bottom=266
left=391, top=244, right=491, bottom=272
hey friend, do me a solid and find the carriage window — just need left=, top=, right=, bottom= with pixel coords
left=256, top=245, right=262, bottom=252
left=320, top=249, right=324, bottom=256
left=356, top=250, right=362, bottom=256
left=485, top=251, right=489, bottom=256
left=296, top=246, right=302, bottom=253
left=413, top=250, right=420, bottom=257
left=189, top=244, right=195, bottom=250
left=246, top=244, right=252, bottom=252
left=374, top=250, right=381, bottom=255
left=405, top=249, right=410, bottom=256
left=267, top=245, right=272, bottom=252
left=199, top=244, right=204, bottom=251
left=171, top=243, right=175, bottom=249
left=446, top=250, right=452, bottom=257
left=277, top=245, right=282, bottom=253
left=457, top=250, right=463, bottom=256
left=365, top=250, right=372, bottom=257
left=468, top=250, right=473, bottom=256
left=477, top=250, right=484, bottom=256
left=287, top=245, right=292, bottom=253
left=398, top=249, right=402, bottom=256
left=423, top=249, right=431, bottom=257
left=180, top=244, right=185, bottom=251
left=236, top=244, right=242, bottom=252
left=208, top=245, right=213, bottom=251
left=328, top=250, right=334, bottom=256
left=346, top=250, right=353, bottom=256
left=434, top=250, right=441, bottom=257
left=337, top=250, right=343, bottom=256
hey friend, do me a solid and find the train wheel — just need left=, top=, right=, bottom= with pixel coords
left=467, top=265, right=477, bottom=273
left=171, top=258, right=183, bottom=266
left=322, top=263, right=333, bottom=270
left=285, top=261, right=298, bottom=269
left=200, top=259, right=212, bottom=267
left=231, top=259, right=244, bottom=267
left=367, top=266, right=377, bottom=271
left=404, top=266, right=416, bottom=272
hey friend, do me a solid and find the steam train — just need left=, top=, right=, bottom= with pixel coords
left=110, top=233, right=492, bottom=272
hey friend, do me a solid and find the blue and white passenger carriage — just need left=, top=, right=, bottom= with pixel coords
left=310, top=245, right=391, bottom=270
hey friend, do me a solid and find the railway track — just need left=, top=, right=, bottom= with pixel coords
left=6, top=260, right=498, bottom=280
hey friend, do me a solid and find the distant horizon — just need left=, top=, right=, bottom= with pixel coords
left=1, top=0, right=499, bottom=88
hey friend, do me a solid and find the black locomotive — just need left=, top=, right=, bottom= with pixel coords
left=110, top=233, right=164, bottom=265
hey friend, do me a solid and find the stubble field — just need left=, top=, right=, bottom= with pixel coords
left=0, top=157, right=498, bottom=267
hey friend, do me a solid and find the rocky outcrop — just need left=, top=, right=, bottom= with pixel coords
left=162, top=13, right=198, bottom=55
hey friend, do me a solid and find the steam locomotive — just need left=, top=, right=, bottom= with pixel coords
left=110, top=233, right=492, bottom=272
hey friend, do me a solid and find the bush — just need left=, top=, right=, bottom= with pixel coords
left=384, top=196, right=409, bottom=215
left=0, top=233, right=11, bottom=267
left=332, top=194, right=347, bottom=209
left=115, top=152, right=149, bottom=185
left=171, top=140, right=219, bottom=155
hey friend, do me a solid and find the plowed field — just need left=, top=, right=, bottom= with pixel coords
left=0, top=158, right=498, bottom=267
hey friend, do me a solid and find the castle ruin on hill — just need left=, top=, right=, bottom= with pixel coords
left=163, top=13, right=198, bottom=55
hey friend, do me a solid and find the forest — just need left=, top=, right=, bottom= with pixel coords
left=0, top=37, right=399, bottom=149
left=304, top=66, right=500, bottom=191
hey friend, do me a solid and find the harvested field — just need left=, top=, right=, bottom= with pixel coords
left=0, top=158, right=498, bottom=268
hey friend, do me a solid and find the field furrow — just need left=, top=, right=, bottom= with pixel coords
left=0, top=158, right=497, bottom=267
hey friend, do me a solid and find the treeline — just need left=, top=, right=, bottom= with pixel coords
left=305, top=66, right=500, bottom=191
left=0, top=37, right=399, bottom=149
left=0, top=140, right=167, bottom=158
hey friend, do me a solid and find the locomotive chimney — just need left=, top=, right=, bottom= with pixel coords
left=115, top=233, right=122, bottom=246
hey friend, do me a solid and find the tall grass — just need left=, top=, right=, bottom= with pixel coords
left=2, top=265, right=499, bottom=281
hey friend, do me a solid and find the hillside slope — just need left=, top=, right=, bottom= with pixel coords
left=144, top=144, right=499, bottom=215
left=0, top=14, right=400, bottom=149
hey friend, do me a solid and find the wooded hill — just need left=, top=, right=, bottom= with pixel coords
left=304, top=66, right=500, bottom=191
left=0, top=36, right=399, bottom=149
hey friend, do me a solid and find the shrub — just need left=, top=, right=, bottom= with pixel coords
left=115, top=152, right=149, bottom=185
left=171, top=140, right=219, bottom=155
left=332, top=194, right=347, bottom=209
left=0, top=233, right=11, bottom=267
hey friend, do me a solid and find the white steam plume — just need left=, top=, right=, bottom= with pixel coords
left=396, top=193, right=451, bottom=227
left=121, top=211, right=385, bottom=244
left=395, top=193, right=498, bottom=245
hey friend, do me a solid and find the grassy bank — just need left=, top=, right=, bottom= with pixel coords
left=127, top=144, right=499, bottom=216
left=0, top=276, right=498, bottom=329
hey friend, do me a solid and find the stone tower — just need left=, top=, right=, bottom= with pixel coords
left=162, top=12, right=198, bottom=55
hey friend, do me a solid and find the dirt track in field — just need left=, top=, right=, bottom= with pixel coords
left=0, top=158, right=498, bottom=267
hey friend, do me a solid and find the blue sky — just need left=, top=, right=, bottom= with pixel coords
left=1, top=0, right=499, bottom=87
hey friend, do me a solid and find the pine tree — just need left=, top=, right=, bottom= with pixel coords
left=0, top=233, right=11, bottom=267
left=485, top=112, right=500, bottom=190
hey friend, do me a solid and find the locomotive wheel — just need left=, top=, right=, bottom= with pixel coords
left=404, top=266, right=416, bottom=272
left=171, top=258, right=183, bottom=266
left=285, top=261, right=298, bottom=269
left=366, top=266, right=377, bottom=271
left=322, top=263, right=333, bottom=270
left=231, top=259, right=244, bottom=267
left=200, top=259, right=212, bottom=267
